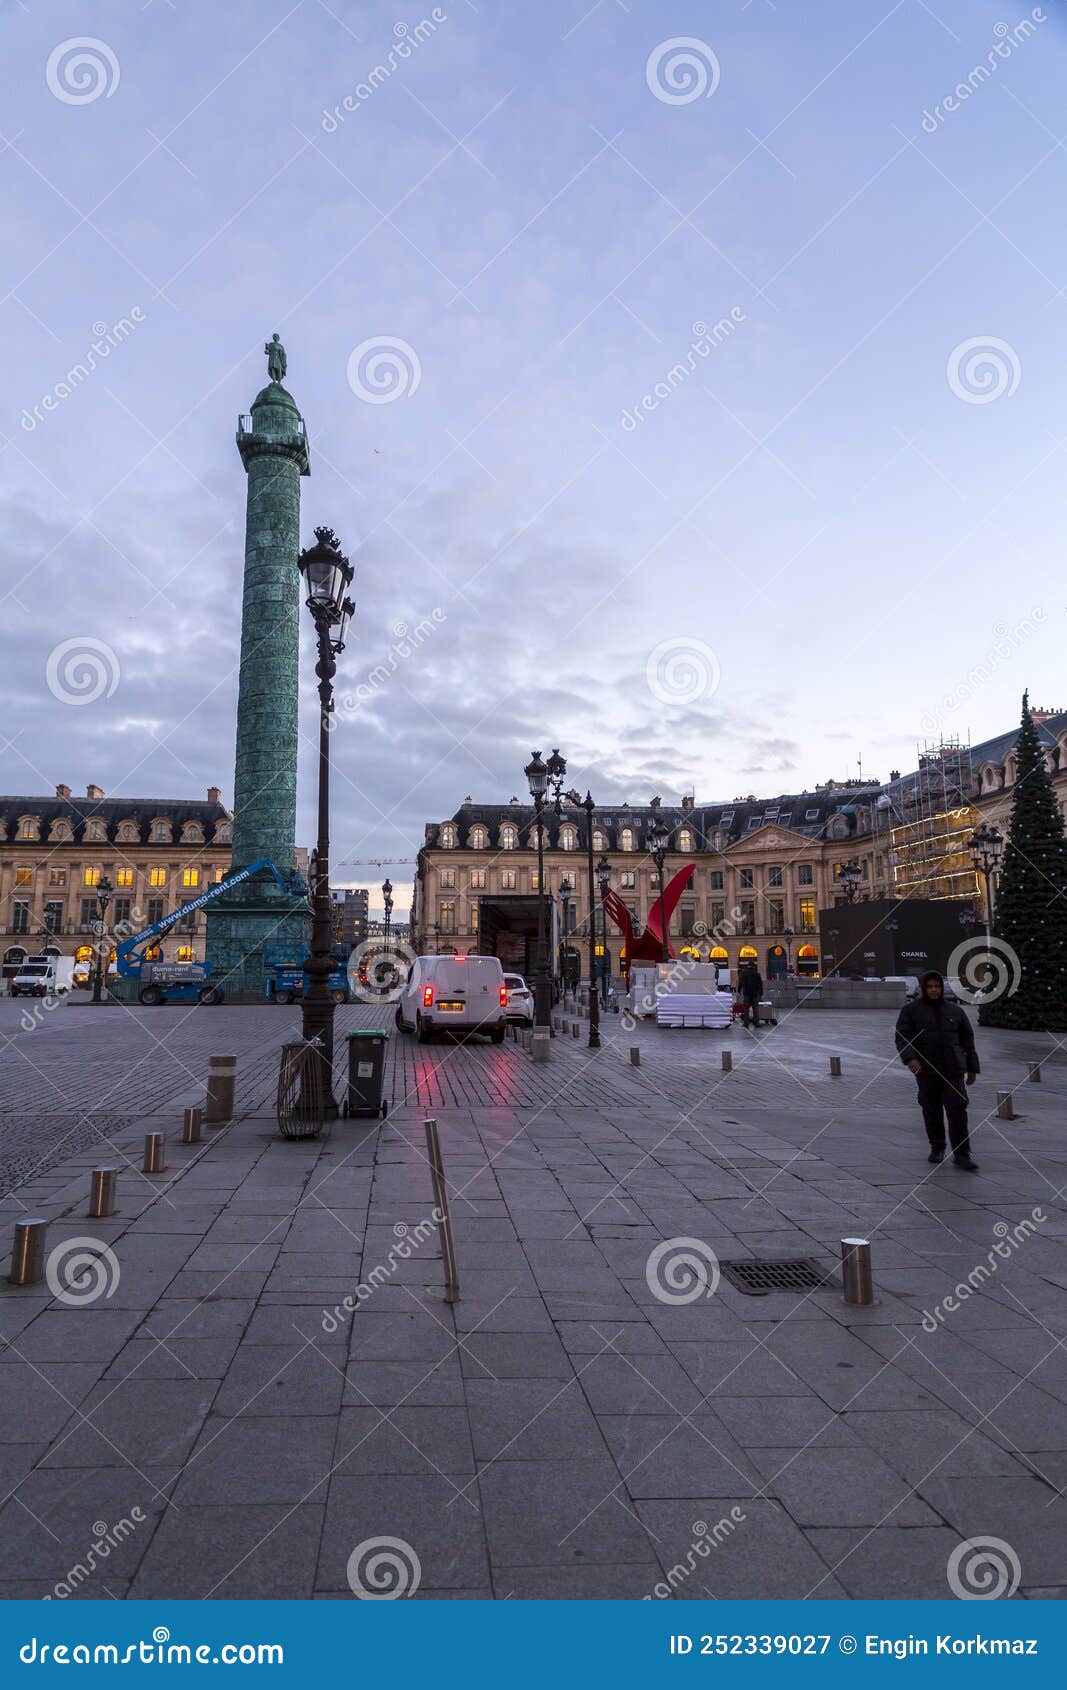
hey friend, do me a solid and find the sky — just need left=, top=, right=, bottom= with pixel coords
left=2, top=0, right=1066, bottom=916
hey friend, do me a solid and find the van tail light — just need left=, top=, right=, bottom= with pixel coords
left=423, top=984, right=434, bottom=1007
left=500, top=984, right=508, bottom=1007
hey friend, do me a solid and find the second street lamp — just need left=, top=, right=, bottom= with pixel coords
left=648, top=808, right=670, bottom=964
left=596, top=853, right=612, bottom=1004
left=566, top=790, right=602, bottom=1049
left=524, top=748, right=567, bottom=1061
left=970, top=821, right=1003, bottom=983
left=297, top=526, right=355, bottom=1121
left=838, top=859, right=862, bottom=904
left=91, top=874, right=114, bottom=1005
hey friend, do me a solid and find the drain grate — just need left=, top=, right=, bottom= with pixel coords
left=720, top=1258, right=831, bottom=1296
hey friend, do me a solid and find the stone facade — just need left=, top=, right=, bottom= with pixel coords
left=1, top=784, right=232, bottom=978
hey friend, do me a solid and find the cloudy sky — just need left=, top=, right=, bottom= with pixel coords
left=2, top=1, right=1065, bottom=913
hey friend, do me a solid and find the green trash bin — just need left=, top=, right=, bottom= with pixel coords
left=344, top=1029, right=389, bottom=1119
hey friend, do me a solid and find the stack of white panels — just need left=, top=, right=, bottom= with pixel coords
left=657, top=993, right=733, bottom=1028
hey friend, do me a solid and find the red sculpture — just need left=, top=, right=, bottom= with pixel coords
left=603, top=862, right=696, bottom=976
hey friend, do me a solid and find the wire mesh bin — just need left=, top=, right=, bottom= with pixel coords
left=276, top=1039, right=329, bottom=1138
left=344, top=1029, right=389, bottom=1119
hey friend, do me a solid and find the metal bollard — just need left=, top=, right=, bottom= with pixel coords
left=423, top=1118, right=459, bottom=1303
left=571, top=1022, right=580, bottom=1039
left=9, top=1218, right=47, bottom=1286
left=630, top=1047, right=640, bottom=1066
left=88, top=1168, right=118, bottom=1219
left=531, top=1026, right=550, bottom=1063
left=204, top=1054, right=236, bottom=1126
left=829, top=1055, right=842, bottom=1076
left=1028, top=1062, right=1042, bottom=1084
left=841, top=1237, right=876, bottom=1306
left=722, top=1050, right=732, bottom=1072
left=996, top=1090, right=1015, bottom=1121
left=143, top=1133, right=167, bottom=1174
left=182, top=1107, right=202, bottom=1145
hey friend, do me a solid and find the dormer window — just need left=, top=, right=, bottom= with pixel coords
left=118, top=821, right=138, bottom=842
left=620, top=827, right=635, bottom=852
left=86, top=819, right=105, bottom=841
left=678, top=829, right=692, bottom=851
left=50, top=820, right=71, bottom=842
left=151, top=820, right=171, bottom=843
left=439, top=823, right=457, bottom=849
left=592, top=829, right=607, bottom=853
left=469, top=824, right=487, bottom=849
left=559, top=825, right=577, bottom=851
left=216, top=822, right=232, bottom=843
left=500, top=824, right=517, bottom=850
left=16, top=815, right=39, bottom=841
left=181, top=822, right=203, bottom=843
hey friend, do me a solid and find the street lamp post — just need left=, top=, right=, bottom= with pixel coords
left=783, top=925, right=795, bottom=974
left=559, top=876, right=572, bottom=999
left=596, top=854, right=612, bottom=1009
left=565, top=791, right=602, bottom=1049
left=838, top=859, right=862, bottom=903
left=649, top=809, right=670, bottom=964
left=524, top=749, right=567, bottom=1061
left=297, top=526, right=355, bottom=1120
left=970, top=821, right=1004, bottom=981
left=91, top=875, right=114, bottom=1005
left=382, top=878, right=393, bottom=951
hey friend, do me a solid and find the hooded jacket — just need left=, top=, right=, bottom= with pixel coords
left=894, top=974, right=980, bottom=1076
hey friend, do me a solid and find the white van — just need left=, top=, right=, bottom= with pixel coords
left=11, top=956, right=76, bottom=998
left=395, top=954, right=507, bottom=1044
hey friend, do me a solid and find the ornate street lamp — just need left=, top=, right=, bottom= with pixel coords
left=91, top=874, right=114, bottom=1005
left=596, top=853, right=612, bottom=1007
left=524, top=748, right=567, bottom=1056
left=297, top=526, right=354, bottom=1119
left=382, top=878, right=393, bottom=949
left=970, top=821, right=1003, bottom=983
left=648, top=806, right=670, bottom=964
left=838, top=858, right=862, bottom=904
left=783, top=925, right=795, bottom=972
left=563, top=791, right=601, bottom=1049
left=558, top=875, right=573, bottom=996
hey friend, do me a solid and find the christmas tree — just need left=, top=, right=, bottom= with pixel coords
left=980, top=692, right=1067, bottom=1030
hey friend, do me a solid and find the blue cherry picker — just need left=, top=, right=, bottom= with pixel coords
left=115, top=857, right=308, bottom=1006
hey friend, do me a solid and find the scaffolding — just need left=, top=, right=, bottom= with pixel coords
left=889, top=738, right=981, bottom=901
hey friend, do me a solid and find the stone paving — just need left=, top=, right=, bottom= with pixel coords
left=1, top=997, right=1066, bottom=1600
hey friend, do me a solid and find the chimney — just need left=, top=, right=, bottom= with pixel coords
left=86, top=783, right=104, bottom=800
left=207, top=785, right=221, bottom=804
left=56, top=783, right=71, bottom=799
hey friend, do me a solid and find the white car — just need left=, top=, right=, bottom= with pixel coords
left=503, top=972, right=534, bottom=1025
left=395, top=954, right=507, bottom=1044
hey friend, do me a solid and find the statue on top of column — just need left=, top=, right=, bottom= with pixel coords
left=265, top=332, right=287, bottom=384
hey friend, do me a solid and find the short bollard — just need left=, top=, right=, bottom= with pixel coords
left=829, top=1056, right=842, bottom=1077
left=88, top=1168, right=118, bottom=1219
left=205, top=1054, right=236, bottom=1126
left=142, top=1133, right=167, bottom=1174
left=722, top=1050, right=733, bottom=1072
left=841, top=1237, right=876, bottom=1306
left=9, top=1218, right=47, bottom=1286
left=996, top=1090, right=1015, bottom=1121
left=424, top=1117, right=459, bottom=1303
left=1028, top=1062, right=1042, bottom=1084
left=571, top=1022, right=580, bottom=1039
left=630, top=1046, right=640, bottom=1066
left=182, top=1107, right=202, bottom=1145
left=531, top=1026, right=550, bottom=1064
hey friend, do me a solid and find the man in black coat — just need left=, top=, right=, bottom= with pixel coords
left=740, top=964, right=764, bottom=1028
left=894, top=970, right=980, bottom=1170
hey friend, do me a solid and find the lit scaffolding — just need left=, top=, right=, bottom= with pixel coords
left=889, top=738, right=981, bottom=901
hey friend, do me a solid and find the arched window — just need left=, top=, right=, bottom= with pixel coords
left=469, top=825, right=487, bottom=849
left=678, top=829, right=692, bottom=851
left=86, top=818, right=106, bottom=841
left=16, top=815, right=40, bottom=841
left=592, top=829, right=607, bottom=853
left=176, top=945, right=195, bottom=962
left=620, top=827, right=634, bottom=852
left=118, top=821, right=139, bottom=842
left=181, top=822, right=202, bottom=843
left=710, top=946, right=729, bottom=961
left=739, top=944, right=758, bottom=960
left=559, top=825, right=577, bottom=851
left=1004, top=756, right=1016, bottom=785
left=216, top=821, right=232, bottom=843
left=151, top=819, right=171, bottom=842
left=439, top=823, right=457, bottom=848
left=500, top=824, right=517, bottom=850
left=49, top=819, right=71, bottom=841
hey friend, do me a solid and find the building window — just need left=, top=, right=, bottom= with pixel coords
left=438, top=900, right=455, bottom=934
left=621, top=871, right=636, bottom=888
left=678, top=829, right=693, bottom=851
left=711, top=901, right=725, bottom=928
left=470, top=901, right=479, bottom=933
left=470, top=869, right=486, bottom=890
left=150, top=869, right=166, bottom=888
left=500, top=824, right=517, bottom=850
left=178, top=909, right=196, bottom=932
left=116, top=868, right=133, bottom=888
left=182, top=824, right=202, bottom=843
left=531, top=870, right=540, bottom=892
left=767, top=899, right=784, bottom=933
left=80, top=898, right=97, bottom=929
left=152, top=822, right=170, bottom=842
left=439, top=823, right=457, bottom=848
left=16, top=817, right=39, bottom=841
left=114, top=899, right=132, bottom=927
left=48, top=868, right=66, bottom=887
left=118, top=822, right=138, bottom=842
left=620, top=827, right=635, bottom=851
left=500, top=869, right=516, bottom=890
left=12, top=902, right=30, bottom=934
left=768, top=865, right=783, bottom=887
left=15, top=867, right=33, bottom=886
left=798, top=864, right=814, bottom=886
left=739, top=867, right=753, bottom=889
left=710, top=870, right=724, bottom=890
left=559, top=826, right=577, bottom=851
left=86, top=820, right=105, bottom=841
left=679, top=905, right=697, bottom=935
left=799, top=898, right=816, bottom=932
left=469, top=825, right=487, bottom=849
left=216, top=822, right=232, bottom=842
left=84, top=867, right=100, bottom=887
left=439, top=869, right=456, bottom=890
left=176, top=945, right=195, bottom=962
left=739, top=901, right=755, bottom=934
left=147, top=899, right=165, bottom=926
left=182, top=869, right=199, bottom=888
left=592, top=829, right=607, bottom=852
left=43, top=901, right=63, bottom=934
left=214, top=866, right=225, bottom=883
